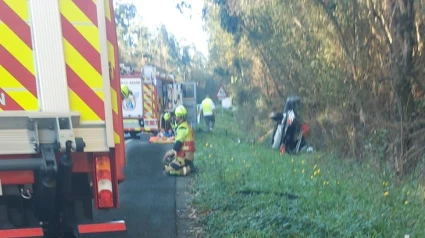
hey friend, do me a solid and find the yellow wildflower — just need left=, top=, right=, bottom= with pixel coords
left=313, top=164, right=317, bottom=169
left=209, top=154, right=212, bottom=158
left=231, top=157, right=234, bottom=161
left=317, top=169, right=321, bottom=174
left=326, top=181, right=329, bottom=185
left=407, top=191, right=410, bottom=195
left=302, top=169, right=305, bottom=174
left=404, top=200, right=409, bottom=205
left=310, top=175, right=313, bottom=180
left=384, top=191, right=389, bottom=197
left=301, top=160, right=305, bottom=164
left=205, top=143, right=209, bottom=147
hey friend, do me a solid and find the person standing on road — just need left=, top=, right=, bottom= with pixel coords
left=163, top=105, right=196, bottom=176
left=200, top=95, right=216, bottom=132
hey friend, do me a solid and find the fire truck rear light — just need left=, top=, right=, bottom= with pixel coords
left=98, top=190, right=113, bottom=208
left=96, top=158, right=111, bottom=171
left=95, top=156, right=114, bottom=208
left=144, top=120, right=158, bottom=126
left=97, top=170, right=112, bottom=180
left=97, top=178, right=113, bottom=192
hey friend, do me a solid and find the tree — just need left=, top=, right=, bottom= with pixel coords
left=202, top=0, right=425, bottom=174
left=114, top=1, right=210, bottom=82
left=114, top=1, right=137, bottom=46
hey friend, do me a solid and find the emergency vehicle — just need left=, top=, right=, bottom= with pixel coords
left=0, top=0, right=126, bottom=237
left=121, top=65, right=198, bottom=138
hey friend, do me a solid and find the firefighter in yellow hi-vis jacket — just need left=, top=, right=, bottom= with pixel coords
left=163, top=105, right=196, bottom=176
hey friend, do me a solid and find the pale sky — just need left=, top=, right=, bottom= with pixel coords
left=116, top=0, right=209, bottom=56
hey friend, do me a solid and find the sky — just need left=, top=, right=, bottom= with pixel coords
left=116, top=0, right=209, bottom=56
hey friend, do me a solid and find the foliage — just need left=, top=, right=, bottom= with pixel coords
left=191, top=112, right=425, bottom=237
left=113, top=0, right=425, bottom=174
left=202, top=0, right=425, bottom=175
left=114, top=0, right=209, bottom=82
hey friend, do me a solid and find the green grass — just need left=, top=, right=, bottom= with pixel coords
left=191, top=111, right=425, bottom=238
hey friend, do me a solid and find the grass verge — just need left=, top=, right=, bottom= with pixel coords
left=190, top=111, right=425, bottom=237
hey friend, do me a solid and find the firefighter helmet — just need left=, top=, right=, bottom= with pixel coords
left=121, top=85, right=130, bottom=98
left=175, top=105, right=187, bottom=117
left=164, top=112, right=171, bottom=121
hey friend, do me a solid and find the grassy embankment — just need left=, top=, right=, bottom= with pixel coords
left=191, top=110, right=425, bottom=237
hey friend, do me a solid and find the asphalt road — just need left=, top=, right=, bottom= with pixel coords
left=90, top=138, right=176, bottom=238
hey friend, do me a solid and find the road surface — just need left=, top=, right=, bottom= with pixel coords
left=91, top=138, right=176, bottom=238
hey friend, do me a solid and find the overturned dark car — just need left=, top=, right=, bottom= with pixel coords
left=269, top=96, right=312, bottom=154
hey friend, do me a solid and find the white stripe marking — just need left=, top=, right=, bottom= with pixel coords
left=125, top=139, right=133, bottom=145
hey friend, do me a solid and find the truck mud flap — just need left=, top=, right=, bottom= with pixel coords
left=0, top=227, right=43, bottom=238
left=78, top=220, right=127, bottom=236
left=0, top=221, right=126, bottom=237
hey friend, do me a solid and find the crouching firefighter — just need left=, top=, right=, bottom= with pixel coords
left=163, top=105, right=196, bottom=176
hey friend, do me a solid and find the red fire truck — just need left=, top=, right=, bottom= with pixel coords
left=0, top=0, right=126, bottom=237
left=121, top=65, right=198, bottom=138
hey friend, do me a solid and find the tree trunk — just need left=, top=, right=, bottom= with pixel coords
left=391, top=0, right=415, bottom=121
left=389, top=0, right=416, bottom=175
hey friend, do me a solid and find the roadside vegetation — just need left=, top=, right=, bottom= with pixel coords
left=114, top=0, right=425, bottom=175
left=191, top=111, right=425, bottom=238
left=112, top=1, right=425, bottom=235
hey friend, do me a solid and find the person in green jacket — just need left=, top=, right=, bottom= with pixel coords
left=200, top=95, right=216, bottom=132
left=121, top=85, right=135, bottom=110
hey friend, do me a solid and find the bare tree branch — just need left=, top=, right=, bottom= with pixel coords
left=368, top=0, right=393, bottom=52
left=312, top=0, right=358, bottom=80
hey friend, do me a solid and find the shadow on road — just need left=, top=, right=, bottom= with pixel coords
left=92, top=140, right=175, bottom=238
